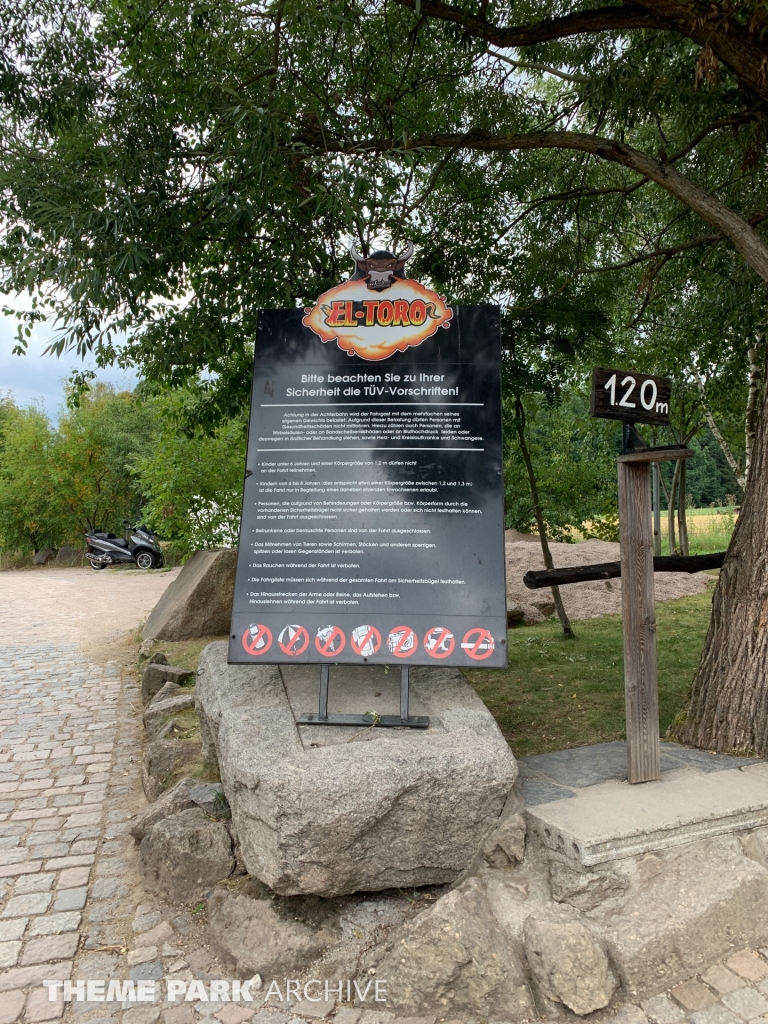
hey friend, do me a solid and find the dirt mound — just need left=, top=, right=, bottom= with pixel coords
left=505, top=537, right=711, bottom=623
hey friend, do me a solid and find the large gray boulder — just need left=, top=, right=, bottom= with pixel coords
left=142, top=548, right=237, bottom=641
left=138, top=808, right=235, bottom=902
left=196, top=642, right=518, bottom=897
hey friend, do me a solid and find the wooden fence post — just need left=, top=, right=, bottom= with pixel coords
left=617, top=448, right=694, bottom=783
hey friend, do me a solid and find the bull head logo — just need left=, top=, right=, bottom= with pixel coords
left=349, top=241, right=414, bottom=292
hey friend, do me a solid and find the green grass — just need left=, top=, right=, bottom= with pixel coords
left=465, top=588, right=715, bottom=758
left=658, top=507, right=737, bottom=555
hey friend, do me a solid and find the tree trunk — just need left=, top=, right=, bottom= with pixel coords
left=514, top=396, right=575, bottom=639
left=693, top=369, right=745, bottom=489
left=667, top=459, right=680, bottom=555
left=671, top=363, right=768, bottom=754
left=745, top=340, right=763, bottom=484
left=677, top=458, right=689, bottom=556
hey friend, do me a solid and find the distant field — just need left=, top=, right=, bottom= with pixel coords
left=656, top=506, right=737, bottom=555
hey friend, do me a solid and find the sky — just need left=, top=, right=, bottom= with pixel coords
left=0, top=308, right=137, bottom=421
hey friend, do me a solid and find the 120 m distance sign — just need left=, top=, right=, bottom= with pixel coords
left=228, top=247, right=508, bottom=668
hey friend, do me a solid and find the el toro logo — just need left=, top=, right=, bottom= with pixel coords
left=302, top=243, right=452, bottom=361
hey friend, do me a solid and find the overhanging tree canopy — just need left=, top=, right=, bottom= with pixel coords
left=2, top=0, right=768, bottom=750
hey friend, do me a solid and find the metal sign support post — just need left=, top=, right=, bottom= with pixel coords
left=297, top=665, right=430, bottom=729
left=617, top=440, right=694, bottom=782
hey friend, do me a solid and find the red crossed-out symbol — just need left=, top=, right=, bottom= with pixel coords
left=242, top=624, right=272, bottom=656
left=462, top=627, right=495, bottom=661
left=315, top=625, right=345, bottom=657
left=424, top=627, right=455, bottom=659
left=278, top=624, right=309, bottom=656
left=387, top=626, right=417, bottom=659
left=350, top=624, right=381, bottom=657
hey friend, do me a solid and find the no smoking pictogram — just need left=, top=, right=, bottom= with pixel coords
left=242, top=624, right=272, bottom=656
left=387, top=626, right=417, bottom=658
left=462, top=627, right=495, bottom=660
left=278, top=624, right=309, bottom=656
left=424, top=627, right=455, bottom=659
left=351, top=624, right=381, bottom=657
left=315, top=625, right=345, bottom=657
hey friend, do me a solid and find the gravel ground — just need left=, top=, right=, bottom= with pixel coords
left=0, top=567, right=181, bottom=646
left=506, top=535, right=710, bottom=623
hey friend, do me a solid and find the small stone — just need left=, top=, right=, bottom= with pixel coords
left=704, top=966, right=749, bottom=996
left=140, top=810, right=234, bottom=903
left=28, top=912, right=80, bottom=936
left=641, top=994, right=686, bottom=1024
left=524, top=917, right=617, bottom=1016
left=0, top=921, right=26, bottom=942
left=23, top=986, right=62, bottom=1022
left=129, top=960, right=164, bottom=984
left=134, top=922, right=174, bottom=948
left=358, top=1014, right=395, bottom=1024
left=0, top=942, right=20, bottom=968
left=728, top=952, right=768, bottom=983
left=611, top=1009, right=648, bottom=1024
left=20, top=933, right=78, bottom=965
left=689, top=1007, right=743, bottom=1024
left=213, top=1008, right=254, bottom=1024
left=128, top=946, right=158, bottom=967
left=53, top=887, right=87, bottom=912
left=123, top=1009, right=161, bottom=1024
left=333, top=1012, right=361, bottom=1024
left=291, top=999, right=335, bottom=1019
left=14, top=874, right=55, bottom=895
left=164, top=1008, right=196, bottom=1024
left=167, top=959, right=188, bottom=973
left=670, top=980, right=719, bottom=1012
left=721, top=989, right=768, bottom=1020
left=128, top=782, right=198, bottom=839
left=1, top=894, right=50, bottom=918
left=189, top=784, right=228, bottom=818
left=132, top=912, right=161, bottom=933
left=0, top=989, right=24, bottom=1024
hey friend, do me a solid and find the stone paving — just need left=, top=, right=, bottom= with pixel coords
left=2, top=572, right=768, bottom=1024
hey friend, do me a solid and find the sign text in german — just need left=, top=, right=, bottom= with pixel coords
left=228, top=248, right=507, bottom=668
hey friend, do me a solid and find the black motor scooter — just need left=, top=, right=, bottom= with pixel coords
left=85, top=522, right=164, bottom=570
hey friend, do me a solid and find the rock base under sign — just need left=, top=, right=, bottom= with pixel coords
left=194, top=641, right=518, bottom=897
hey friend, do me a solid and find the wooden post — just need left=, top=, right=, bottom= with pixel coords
left=617, top=448, right=694, bottom=783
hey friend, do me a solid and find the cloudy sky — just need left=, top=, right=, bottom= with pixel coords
left=0, top=309, right=137, bottom=421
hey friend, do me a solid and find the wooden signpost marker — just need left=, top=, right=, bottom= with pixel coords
left=591, top=368, right=693, bottom=783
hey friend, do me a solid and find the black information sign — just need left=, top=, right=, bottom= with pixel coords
left=228, top=285, right=507, bottom=669
left=590, top=367, right=671, bottom=426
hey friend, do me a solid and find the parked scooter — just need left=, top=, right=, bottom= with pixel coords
left=85, top=522, right=164, bottom=570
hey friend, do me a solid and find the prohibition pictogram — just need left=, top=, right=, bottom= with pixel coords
left=315, top=625, right=345, bottom=657
left=387, top=626, right=417, bottom=658
left=278, top=624, right=309, bottom=656
left=242, top=624, right=272, bottom=656
left=350, top=624, right=381, bottom=657
left=424, top=626, right=455, bottom=659
left=462, top=627, right=495, bottom=660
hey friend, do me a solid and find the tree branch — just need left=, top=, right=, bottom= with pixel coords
left=396, top=1, right=664, bottom=48
left=380, top=130, right=768, bottom=284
